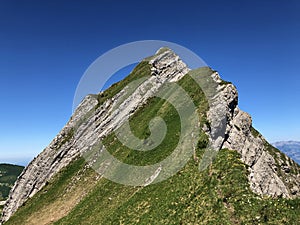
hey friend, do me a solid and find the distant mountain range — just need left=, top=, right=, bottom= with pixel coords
left=273, top=141, right=300, bottom=165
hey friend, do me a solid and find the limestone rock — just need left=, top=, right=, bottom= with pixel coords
left=206, top=73, right=300, bottom=198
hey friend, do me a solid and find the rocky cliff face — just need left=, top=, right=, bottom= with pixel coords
left=1, top=48, right=300, bottom=223
left=204, top=72, right=300, bottom=198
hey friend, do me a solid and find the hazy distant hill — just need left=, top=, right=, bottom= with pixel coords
left=0, top=164, right=24, bottom=200
left=273, top=141, right=300, bottom=165
left=0, top=164, right=24, bottom=214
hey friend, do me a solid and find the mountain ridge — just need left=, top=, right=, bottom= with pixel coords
left=1, top=48, right=300, bottom=224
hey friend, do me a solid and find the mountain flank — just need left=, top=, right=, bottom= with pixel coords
left=1, top=48, right=300, bottom=224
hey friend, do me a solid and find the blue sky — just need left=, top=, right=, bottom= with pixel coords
left=0, top=0, right=299, bottom=165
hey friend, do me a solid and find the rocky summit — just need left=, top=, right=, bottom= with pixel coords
left=1, top=48, right=300, bottom=224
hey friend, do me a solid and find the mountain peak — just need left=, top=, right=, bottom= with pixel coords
left=148, top=47, right=190, bottom=82
left=1, top=48, right=300, bottom=224
left=155, top=46, right=173, bottom=55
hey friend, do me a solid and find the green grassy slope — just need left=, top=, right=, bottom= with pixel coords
left=5, top=66, right=300, bottom=224
left=7, top=150, right=300, bottom=224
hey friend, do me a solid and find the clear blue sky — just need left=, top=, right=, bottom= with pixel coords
left=1, top=0, right=299, bottom=165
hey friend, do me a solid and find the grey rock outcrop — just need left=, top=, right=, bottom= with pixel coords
left=205, top=72, right=300, bottom=198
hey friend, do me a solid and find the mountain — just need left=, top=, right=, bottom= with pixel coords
left=0, top=164, right=24, bottom=214
left=1, top=48, right=300, bottom=224
left=273, top=141, right=300, bottom=165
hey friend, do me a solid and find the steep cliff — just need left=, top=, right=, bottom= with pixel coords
left=204, top=71, right=300, bottom=198
left=1, top=48, right=300, bottom=224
